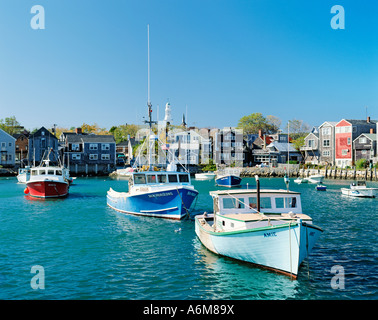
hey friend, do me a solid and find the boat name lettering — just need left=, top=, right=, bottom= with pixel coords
left=264, top=232, right=277, bottom=238
left=148, top=192, right=173, bottom=198
left=188, top=191, right=197, bottom=197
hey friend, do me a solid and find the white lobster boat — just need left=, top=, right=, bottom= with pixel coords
left=341, top=181, right=378, bottom=198
left=195, top=177, right=323, bottom=279
left=195, top=172, right=216, bottom=180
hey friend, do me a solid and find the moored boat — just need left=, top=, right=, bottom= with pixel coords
left=24, top=150, right=70, bottom=198
left=307, top=174, right=325, bottom=184
left=215, top=168, right=242, bottom=187
left=17, top=166, right=30, bottom=183
left=107, top=170, right=198, bottom=220
left=195, top=177, right=323, bottom=279
left=341, top=181, right=377, bottom=198
left=195, top=172, right=216, bottom=180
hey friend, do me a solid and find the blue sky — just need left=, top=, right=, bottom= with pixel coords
left=0, top=0, right=377, bottom=131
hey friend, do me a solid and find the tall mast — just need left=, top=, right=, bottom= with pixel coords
left=144, top=24, right=156, bottom=170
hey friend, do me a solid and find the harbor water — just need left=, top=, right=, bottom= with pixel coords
left=0, top=176, right=377, bottom=300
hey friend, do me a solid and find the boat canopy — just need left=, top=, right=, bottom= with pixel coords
left=131, top=171, right=190, bottom=185
left=210, top=189, right=303, bottom=215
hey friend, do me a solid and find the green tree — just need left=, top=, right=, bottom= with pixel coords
left=112, top=124, right=139, bottom=143
left=285, top=119, right=310, bottom=139
left=0, top=116, right=23, bottom=135
left=237, top=113, right=280, bottom=134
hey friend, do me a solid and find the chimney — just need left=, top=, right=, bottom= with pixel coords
left=76, top=127, right=82, bottom=134
left=367, top=116, right=370, bottom=123
left=370, top=128, right=374, bottom=134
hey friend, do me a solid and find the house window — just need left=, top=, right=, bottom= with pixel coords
left=9, top=142, right=12, bottom=147
left=308, top=139, right=315, bottom=148
left=1, top=142, right=5, bottom=148
left=322, top=150, right=330, bottom=157
left=71, top=143, right=80, bottom=151
left=342, top=149, right=348, bottom=156
left=361, top=150, right=367, bottom=155
left=323, top=139, right=330, bottom=147
left=347, top=137, right=351, bottom=145
left=359, top=137, right=367, bottom=144
left=322, top=127, right=331, bottom=135
left=89, top=154, right=98, bottom=160
left=101, top=144, right=110, bottom=150
left=8, top=155, right=12, bottom=161
left=72, top=154, right=81, bottom=160
left=89, top=144, right=98, bottom=150
left=101, top=154, right=110, bottom=160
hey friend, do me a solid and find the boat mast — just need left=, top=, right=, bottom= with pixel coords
left=144, top=24, right=157, bottom=170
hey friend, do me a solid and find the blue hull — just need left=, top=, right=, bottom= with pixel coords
left=107, top=187, right=198, bottom=220
left=215, top=175, right=242, bottom=187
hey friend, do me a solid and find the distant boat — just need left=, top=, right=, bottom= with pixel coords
left=341, top=181, right=377, bottom=198
left=195, top=172, right=216, bottom=180
left=17, top=166, right=30, bottom=183
left=195, top=176, right=323, bottom=279
left=294, top=177, right=308, bottom=184
left=307, top=174, right=325, bottom=184
left=315, top=183, right=327, bottom=191
left=215, top=168, right=242, bottom=187
left=24, top=149, right=70, bottom=198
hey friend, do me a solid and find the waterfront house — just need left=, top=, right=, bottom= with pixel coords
left=167, top=128, right=212, bottom=167
left=0, top=128, right=16, bottom=167
left=353, top=131, right=376, bottom=163
left=13, top=130, right=30, bottom=165
left=318, top=121, right=337, bottom=165
left=335, top=117, right=377, bottom=167
left=60, top=128, right=116, bottom=175
left=213, top=127, right=245, bottom=166
left=301, top=128, right=320, bottom=164
left=28, top=127, right=59, bottom=165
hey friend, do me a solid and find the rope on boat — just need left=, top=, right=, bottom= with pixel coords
left=176, top=187, right=190, bottom=219
left=289, top=221, right=293, bottom=279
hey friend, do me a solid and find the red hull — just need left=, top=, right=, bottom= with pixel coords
left=26, top=181, right=69, bottom=198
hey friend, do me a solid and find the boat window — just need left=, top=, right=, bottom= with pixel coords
left=179, top=174, right=189, bottom=183
left=157, top=174, right=167, bottom=183
left=48, top=170, right=54, bottom=175
left=275, top=197, right=297, bottom=208
left=248, top=197, right=272, bottom=209
left=39, top=170, right=46, bottom=175
left=134, top=174, right=146, bottom=184
left=31, top=170, right=37, bottom=176
left=223, top=198, right=244, bottom=209
left=56, top=170, right=62, bottom=176
left=147, top=174, right=157, bottom=184
left=168, top=174, right=178, bottom=183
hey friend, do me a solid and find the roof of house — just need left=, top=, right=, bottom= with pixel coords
left=266, top=141, right=299, bottom=153
left=353, top=133, right=377, bottom=142
left=29, top=126, right=57, bottom=139
left=0, top=128, right=17, bottom=141
left=66, top=134, right=115, bottom=143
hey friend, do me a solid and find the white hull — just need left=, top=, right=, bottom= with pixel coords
left=307, top=175, right=324, bottom=184
left=195, top=172, right=216, bottom=180
left=195, top=215, right=322, bottom=278
left=341, top=188, right=376, bottom=198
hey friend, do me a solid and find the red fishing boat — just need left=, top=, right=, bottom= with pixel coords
left=24, top=149, right=70, bottom=198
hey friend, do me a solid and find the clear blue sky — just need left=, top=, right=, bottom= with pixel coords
left=0, top=0, right=377, bottom=131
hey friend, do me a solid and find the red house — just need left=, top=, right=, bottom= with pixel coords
left=335, top=118, right=377, bottom=167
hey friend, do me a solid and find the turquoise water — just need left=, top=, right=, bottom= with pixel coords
left=0, top=176, right=377, bottom=300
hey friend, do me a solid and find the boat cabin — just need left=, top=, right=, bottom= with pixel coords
left=208, top=189, right=311, bottom=232
left=210, top=189, right=302, bottom=215
left=129, top=171, right=191, bottom=187
left=31, top=168, right=63, bottom=176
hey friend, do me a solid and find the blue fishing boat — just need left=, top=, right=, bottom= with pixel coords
left=195, top=176, right=323, bottom=279
left=107, top=25, right=198, bottom=220
left=215, top=168, right=242, bottom=187
left=107, top=170, right=198, bottom=220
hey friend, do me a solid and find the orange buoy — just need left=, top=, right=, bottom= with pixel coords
left=24, top=187, right=29, bottom=194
